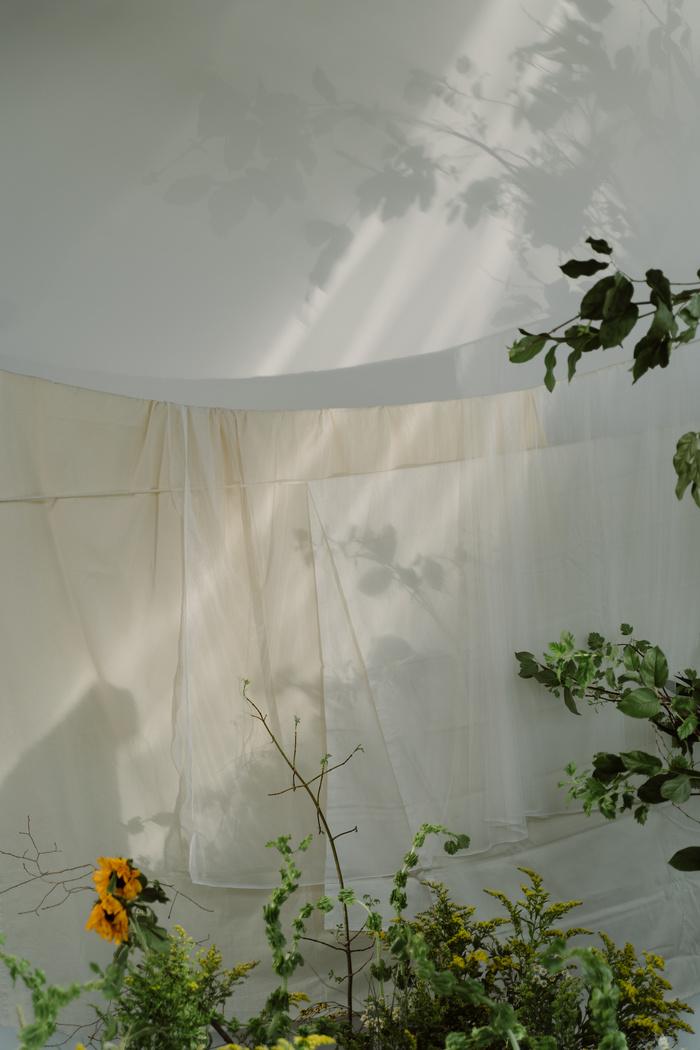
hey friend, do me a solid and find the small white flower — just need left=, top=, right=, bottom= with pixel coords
left=657, top=1038, right=671, bottom=1050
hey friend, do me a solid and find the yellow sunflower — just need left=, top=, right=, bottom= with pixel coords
left=92, top=856, right=142, bottom=901
left=86, top=893, right=129, bottom=944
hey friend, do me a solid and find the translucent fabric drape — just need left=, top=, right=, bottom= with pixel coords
left=3, top=357, right=700, bottom=1023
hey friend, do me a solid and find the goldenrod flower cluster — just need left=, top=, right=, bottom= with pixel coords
left=222, top=1037, right=335, bottom=1050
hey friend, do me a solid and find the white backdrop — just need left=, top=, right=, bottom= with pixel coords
left=3, top=0, right=700, bottom=1044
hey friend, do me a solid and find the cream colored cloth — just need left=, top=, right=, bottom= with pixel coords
left=2, top=362, right=700, bottom=1028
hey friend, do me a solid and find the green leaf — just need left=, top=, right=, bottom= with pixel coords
left=646, top=268, right=673, bottom=310
left=622, top=644, right=640, bottom=672
left=585, top=236, right=613, bottom=255
left=619, top=750, right=662, bottom=776
left=668, top=847, right=700, bottom=871
left=617, top=688, right=662, bottom=718
left=602, top=273, right=634, bottom=318
left=637, top=772, right=674, bottom=804
left=515, top=651, right=539, bottom=678
left=563, top=687, right=581, bottom=715
left=678, top=292, right=700, bottom=322
left=648, top=301, right=677, bottom=339
left=677, top=714, right=698, bottom=740
left=660, top=774, right=692, bottom=803
left=677, top=324, right=698, bottom=343
left=509, top=332, right=548, bottom=363
left=599, top=303, right=639, bottom=348
left=587, top=632, right=604, bottom=648
left=560, top=258, right=610, bottom=279
left=631, top=332, right=671, bottom=382
left=634, top=804, right=649, bottom=825
left=543, top=345, right=557, bottom=392
left=580, top=276, right=616, bottom=319
left=533, top=666, right=561, bottom=688
left=620, top=623, right=633, bottom=635
left=639, top=646, right=669, bottom=689
left=567, top=345, right=583, bottom=381
left=564, top=323, right=601, bottom=358
left=593, top=752, right=627, bottom=778
left=674, top=431, right=700, bottom=502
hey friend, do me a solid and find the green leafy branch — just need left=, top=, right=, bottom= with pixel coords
left=508, top=236, right=700, bottom=505
left=0, top=933, right=103, bottom=1050
left=516, top=625, right=700, bottom=869
left=302, top=824, right=471, bottom=1004
left=244, top=834, right=313, bottom=1045
left=539, top=939, right=628, bottom=1050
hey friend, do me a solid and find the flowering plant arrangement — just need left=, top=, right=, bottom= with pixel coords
left=112, top=925, right=256, bottom=1050
left=1, top=699, right=693, bottom=1050
left=84, top=856, right=170, bottom=998
left=346, top=870, right=692, bottom=1050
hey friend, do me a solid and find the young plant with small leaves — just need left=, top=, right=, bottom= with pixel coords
left=112, top=926, right=256, bottom=1050
left=242, top=681, right=366, bottom=1026
left=516, top=624, right=700, bottom=869
left=244, top=834, right=314, bottom=1046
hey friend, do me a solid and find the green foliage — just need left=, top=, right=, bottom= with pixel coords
left=507, top=237, right=700, bottom=503
left=245, top=835, right=312, bottom=1045
left=516, top=625, right=700, bottom=865
left=0, top=933, right=103, bottom=1050
left=112, top=925, right=256, bottom=1050
left=344, top=872, right=691, bottom=1050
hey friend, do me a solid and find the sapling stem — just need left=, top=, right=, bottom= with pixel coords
left=243, top=681, right=360, bottom=1025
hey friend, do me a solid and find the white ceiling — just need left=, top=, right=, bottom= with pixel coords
left=2, top=0, right=698, bottom=407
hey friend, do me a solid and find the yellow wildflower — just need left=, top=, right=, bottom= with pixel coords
left=85, top=893, right=129, bottom=944
left=92, top=857, right=142, bottom=901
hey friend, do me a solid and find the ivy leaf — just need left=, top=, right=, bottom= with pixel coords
left=585, top=236, right=613, bottom=255
left=620, top=623, right=633, bottom=635
left=560, top=259, right=610, bottom=279
left=509, top=331, right=548, bottom=363
left=639, top=646, right=669, bottom=689
left=617, top=688, right=662, bottom=718
left=668, top=847, right=700, bottom=871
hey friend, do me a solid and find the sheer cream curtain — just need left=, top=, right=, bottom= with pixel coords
left=3, top=356, right=700, bottom=1024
